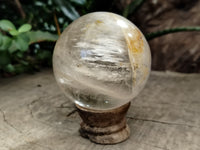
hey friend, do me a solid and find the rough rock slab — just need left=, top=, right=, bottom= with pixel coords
left=0, top=70, right=200, bottom=150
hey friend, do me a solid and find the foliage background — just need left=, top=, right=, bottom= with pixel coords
left=0, top=0, right=200, bottom=76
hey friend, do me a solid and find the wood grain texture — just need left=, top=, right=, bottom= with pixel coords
left=77, top=102, right=130, bottom=144
left=0, top=70, right=200, bottom=150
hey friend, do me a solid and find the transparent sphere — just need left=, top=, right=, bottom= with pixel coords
left=53, top=12, right=151, bottom=110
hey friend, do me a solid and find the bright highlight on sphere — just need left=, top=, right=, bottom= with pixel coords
left=53, top=12, right=151, bottom=110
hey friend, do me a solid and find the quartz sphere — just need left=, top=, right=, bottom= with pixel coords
left=53, top=12, right=151, bottom=110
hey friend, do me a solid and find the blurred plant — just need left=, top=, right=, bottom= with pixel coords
left=0, top=19, right=58, bottom=75
left=1, top=0, right=199, bottom=76
left=0, top=0, right=95, bottom=76
left=0, top=0, right=93, bottom=34
left=145, top=26, right=200, bottom=40
left=123, top=0, right=200, bottom=40
left=123, top=0, right=145, bottom=18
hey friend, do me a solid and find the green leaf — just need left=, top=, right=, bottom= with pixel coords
left=15, top=51, right=24, bottom=58
left=70, top=0, right=86, bottom=5
left=26, top=30, right=58, bottom=44
left=18, top=33, right=30, bottom=43
left=0, top=36, right=12, bottom=51
left=4, top=64, right=15, bottom=73
left=8, top=34, right=30, bottom=53
left=0, top=33, right=2, bottom=46
left=145, top=26, right=200, bottom=40
left=0, top=20, right=16, bottom=31
left=37, top=50, right=51, bottom=60
left=18, top=24, right=32, bottom=33
left=9, top=29, right=19, bottom=36
left=0, top=51, right=11, bottom=66
left=14, top=64, right=28, bottom=74
left=15, top=36, right=29, bottom=51
left=8, top=33, right=30, bottom=53
left=35, top=1, right=45, bottom=6
left=123, top=0, right=146, bottom=17
left=19, top=59, right=29, bottom=66
left=63, top=22, right=69, bottom=29
left=54, top=0, right=80, bottom=20
left=8, top=40, right=18, bottom=53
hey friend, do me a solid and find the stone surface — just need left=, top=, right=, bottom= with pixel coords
left=0, top=70, right=200, bottom=150
left=53, top=12, right=151, bottom=110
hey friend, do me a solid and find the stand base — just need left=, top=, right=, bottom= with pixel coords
left=76, top=102, right=131, bottom=144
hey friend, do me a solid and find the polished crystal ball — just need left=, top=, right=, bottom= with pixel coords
left=53, top=12, right=151, bottom=110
